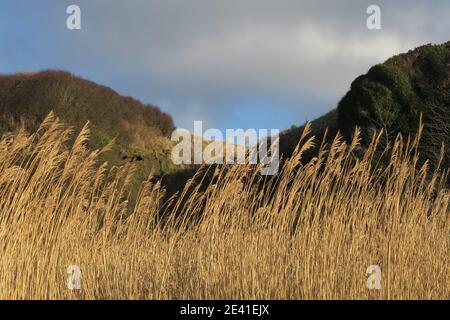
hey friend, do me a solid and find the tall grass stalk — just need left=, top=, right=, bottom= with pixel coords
left=0, top=113, right=448, bottom=299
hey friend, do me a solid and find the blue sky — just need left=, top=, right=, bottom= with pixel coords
left=1, top=0, right=449, bottom=133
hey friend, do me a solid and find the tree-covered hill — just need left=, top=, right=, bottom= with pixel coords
left=281, top=41, right=450, bottom=170
left=0, top=70, right=177, bottom=177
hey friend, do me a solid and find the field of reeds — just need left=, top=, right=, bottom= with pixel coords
left=0, top=113, right=448, bottom=300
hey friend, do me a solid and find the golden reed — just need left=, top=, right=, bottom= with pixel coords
left=0, top=113, right=448, bottom=299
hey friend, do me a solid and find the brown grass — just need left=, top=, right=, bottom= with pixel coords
left=0, top=113, right=448, bottom=300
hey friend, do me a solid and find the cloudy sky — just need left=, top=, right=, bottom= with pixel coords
left=1, top=0, right=449, bottom=133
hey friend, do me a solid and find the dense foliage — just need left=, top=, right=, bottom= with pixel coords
left=338, top=42, right=450, bottom=167
left=0, top=70, right=176, bottom=176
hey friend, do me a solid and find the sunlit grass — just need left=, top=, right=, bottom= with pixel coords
left=0, top=113, right=448, bottom=299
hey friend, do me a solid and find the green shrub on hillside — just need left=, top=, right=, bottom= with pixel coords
left=338, top=41, right=450, bottom=169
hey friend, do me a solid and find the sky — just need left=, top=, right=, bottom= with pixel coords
left=1, top=0, right=449, bottom=134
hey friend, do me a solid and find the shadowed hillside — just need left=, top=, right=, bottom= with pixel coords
left=281, top=41, right=450, bottom=171
left=338, top=41, right=450, bottom=166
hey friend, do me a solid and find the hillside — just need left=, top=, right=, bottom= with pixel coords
left=281, top=41, right=450, bottom=169
left=0, top=70, right=179, bottom=180
left=1, top=42, right=449, bottom=192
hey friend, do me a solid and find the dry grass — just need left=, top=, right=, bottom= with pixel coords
left=0, top=113, right=448, bottom=300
